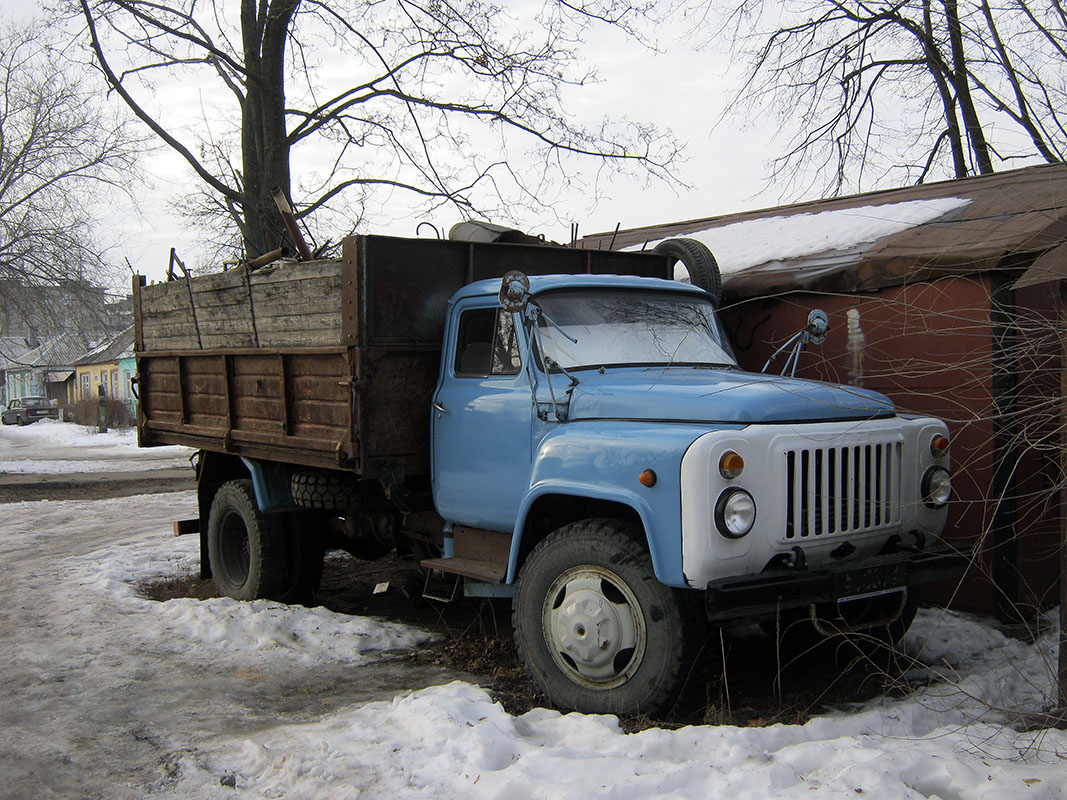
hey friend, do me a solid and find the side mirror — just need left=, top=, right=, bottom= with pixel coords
left=762, top=308, right=830, bottom=376
left=806, top=309, right=829, bottom=344
left=499, top=270, right=531, bottom=312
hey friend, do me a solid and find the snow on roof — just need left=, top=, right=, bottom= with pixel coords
left=585, top=163, right=1067, bottom=296
left=624, top=198, right=972, bottom=276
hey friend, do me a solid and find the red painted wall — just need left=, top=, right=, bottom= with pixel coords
left=720, top=275, right=1061, bottom=616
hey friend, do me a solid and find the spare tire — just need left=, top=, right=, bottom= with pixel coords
left=290, top=470, right=359, bottom=510
left=653, top=238, right=721, bottom=303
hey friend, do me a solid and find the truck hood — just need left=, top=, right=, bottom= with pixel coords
left=565, top=368, right=895, bottom=424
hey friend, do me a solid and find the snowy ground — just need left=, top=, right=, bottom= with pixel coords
left=0, top=418, right=193, bottom=473
left=2, top=422, right=1066, bottom=798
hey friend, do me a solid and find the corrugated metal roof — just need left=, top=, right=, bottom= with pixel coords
left=581, top=163, right=1067, bottom=297
left=73, top=327, right=134, bottom=366
left=10, top=333, right=97, bottom=370
left=0, top=337, right=32, bottom=370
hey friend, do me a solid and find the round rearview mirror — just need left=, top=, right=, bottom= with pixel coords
left=499, top=270, right=531, bottom=312
left=807, top=309, right=829, bottom=344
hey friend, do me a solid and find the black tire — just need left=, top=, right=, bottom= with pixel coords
left=653, top=237, right=722, bottom=302
left=207, top=479, right=287, bottom=601
left=16, top=414, right=26, bottom=426
left=276, top=511, right=327, bottom=605
left=290, top=470, right=358, bottom=510
left=513, top=518, right=699, bottom=715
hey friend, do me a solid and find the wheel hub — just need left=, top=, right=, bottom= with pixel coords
left=554, top=589, right=623, bottom=669
left=543, top=567, right=644, bottom=688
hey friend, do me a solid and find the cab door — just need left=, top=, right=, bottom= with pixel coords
left=431, top=302, right=532, bottom=531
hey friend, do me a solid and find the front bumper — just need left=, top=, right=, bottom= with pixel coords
left=704, top=544, right=971, bottom=625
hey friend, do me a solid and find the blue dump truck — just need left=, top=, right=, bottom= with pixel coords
left=134, top=230, right=965, bottom=715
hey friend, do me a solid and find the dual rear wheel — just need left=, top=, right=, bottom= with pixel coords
left=206, top=479, right=324, bottom=604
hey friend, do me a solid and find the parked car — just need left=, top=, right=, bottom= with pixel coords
left=1, top=396, right=59, bottom=425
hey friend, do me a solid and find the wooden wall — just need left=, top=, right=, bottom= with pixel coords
left=138, top=260, right=344, bottom=351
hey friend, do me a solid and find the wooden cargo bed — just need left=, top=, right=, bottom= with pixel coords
left=134, top=234, right=670, bottom=478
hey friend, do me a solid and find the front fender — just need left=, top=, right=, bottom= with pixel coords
left=507, top=421, right=739, bottom=587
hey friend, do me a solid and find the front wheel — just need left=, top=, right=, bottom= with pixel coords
left=512, top=519, right=699, bottom=715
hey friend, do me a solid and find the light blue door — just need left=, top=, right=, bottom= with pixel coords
left=431, top=304, right=532, bottom=531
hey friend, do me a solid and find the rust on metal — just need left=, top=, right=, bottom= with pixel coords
left=175, top=355, right=188, bottom=424
left=271, top=186, right=313, bottom=261
left=341, top=237, right=360, bottom=347
left=277, top=353, right=291, bottom=436
left=173, top=519, right=199, bottom=537
left=240, top=265, right=260, bottom=347
left=132, top=274, right=146, bottom=352
left=240, top=246, right=290, bottom=271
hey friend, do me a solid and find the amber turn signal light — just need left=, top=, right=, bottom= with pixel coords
left=931, top=434, right=949, bottom=458
left=719, top=451, right=744, bottom=479
left=639, top=469, right=657, bottom=487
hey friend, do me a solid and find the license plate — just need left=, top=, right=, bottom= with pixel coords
left=835, top=561, right=907, bottom=600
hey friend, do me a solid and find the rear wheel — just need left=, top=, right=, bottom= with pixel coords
left=276, top=511, right=327, bottom=605
left=513, top=518, right=699, bottom=715
left=207, top=479, right=286, bottom=601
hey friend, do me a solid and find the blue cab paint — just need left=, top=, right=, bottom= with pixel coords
left=427, top=274, right=948, bottom=592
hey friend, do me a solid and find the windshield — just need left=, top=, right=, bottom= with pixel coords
left=535, top=289, right=737, bottom=371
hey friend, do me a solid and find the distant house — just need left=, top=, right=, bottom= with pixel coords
left=0, top=276, right=132, bottom=407
left=0, top=337, right=33, bottom=405
left=583, top=162, right=1067, bottom=621
left=72, top=327, right=135, bottom=412
left=2, top=333, right=92, bottom=405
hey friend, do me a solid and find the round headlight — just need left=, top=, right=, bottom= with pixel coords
left=923, top=466, right=951, bottom=508
left=715, top=488, right=756, bottom=538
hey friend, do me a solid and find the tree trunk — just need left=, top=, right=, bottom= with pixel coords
left=241, top=0, right=300, bottom=257
left=922, top=0, right=968, bottom=178
left=943, top=0, right=994, bottom=174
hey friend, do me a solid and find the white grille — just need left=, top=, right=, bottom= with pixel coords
left=784, top=441, right=903, bottom=540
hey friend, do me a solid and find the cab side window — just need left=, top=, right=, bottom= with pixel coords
left=455, top=308, right=521, bottom=377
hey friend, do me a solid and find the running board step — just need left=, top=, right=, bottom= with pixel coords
left=420, top=557, right=506, bottom=584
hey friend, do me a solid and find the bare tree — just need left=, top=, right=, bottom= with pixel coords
left=713, top=1, right=1066, bottom=196
left=75, top=0, right=679, bottom=260
left=0, top=20, right=141, bottom=343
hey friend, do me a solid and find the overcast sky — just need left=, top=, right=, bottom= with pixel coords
left=4, top=2, right=785, bottom=286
